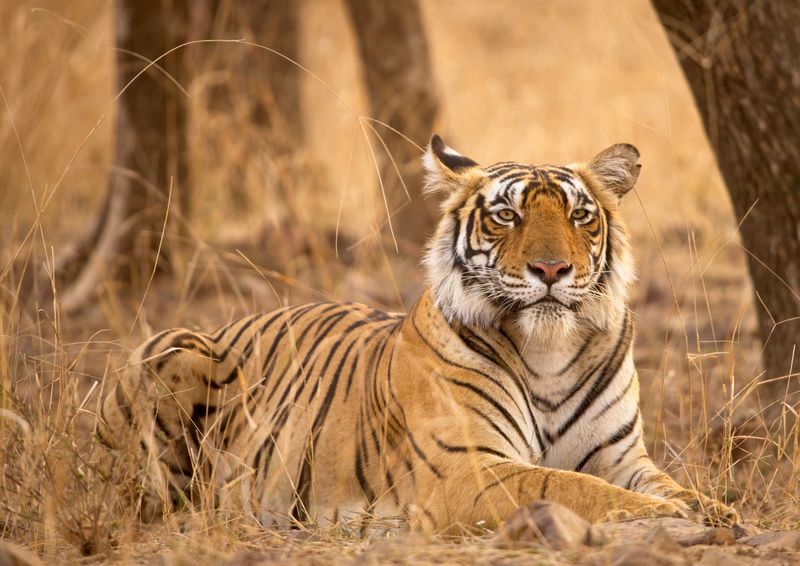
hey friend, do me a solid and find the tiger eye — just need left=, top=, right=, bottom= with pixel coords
left=571, top=209, right=588, bottom=221
left=496, top=209, right=516, bottom=222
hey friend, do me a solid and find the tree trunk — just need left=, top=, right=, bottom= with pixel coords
left=344, top=0, right=439, bottom=250
left=59, top=0, right=191, bottom=312
left=651, top=1, right=800, bottom=417
left=191, top=0, right=303, bottom=210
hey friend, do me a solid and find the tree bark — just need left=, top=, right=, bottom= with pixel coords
left=344, top=0, right=439, bottom=250
left=651, top=1, right=800, bottom=416
left=60, top=0, right=191, bottom=312
left=191, top=0, right=301, bottom=148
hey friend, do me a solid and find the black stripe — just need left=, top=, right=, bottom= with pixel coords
left=555, top=329, right=598, bottom=376
left=450, top=211, right=468, bottom=274
left=211, top=318, right=240, bottom=342
left=260, top=303, right=339, bottom=387
left=216, top=313, right=262, bottom=362
left=472, top=467, right=530, bottom=506
left=152, top=410, right=178, bottom=447
left=376, top=324, right=444, bottom=480
left=486, top=163, right=520, bottom=177
left=497, top=171, right=530, bottom=186
left=613, top=435, right=641, bottom=467
left=292, top=441, right=314, bottom=522
left=305, top=319, right=370, bottom=411
left=626, top=466, right=648, bottom=490
left=249, top=305, right=345, bottom=468
left=556, top=311, right=633, bottom=438
left=345, top=320, right=396, bottom=398
left=462, top=196, right=484, bottom=260
left=438, top=375, right=530, bottom=450
left=141, top=329, right=175, bottom=361
left=288, top=313, right=380, bottom=521
left=413, top=312, right=541, bottom=452
left=540, top=469, right=553, bottom=498
left=574, top=413, right=638, bottom=473
left=432, top=435, right=510, bottom=460
left=592, top=370, right=635, bottom=421
left=115, top=383, right=134, bottom=425
left=383, top=466, right=399, bottom=504
left=154, top=333, right=213, bottom=372
left=537, top=357, right=606, bottom=413
left=459, top=327, right=515, bottom=377
left=497, top=327, right=541, bottom=379
left=420, top=507, right=437, bottom=528
left=459, top=326, right=543, bottom=449
left=354, top=425, right=377, bottom=504
left=602, top=209, right=613, bottom=278
left=402, top=456, right=416, bottom=489
left=255, top=308, right=358, bottom=470
left=342, top=332, right=368, bottom=401
left=95, top=424, right=116, bottom=450
left=410, top=312, right=524, bottom=416
left=405, top=426, right=443, bottom=479
left=465, top=405, right=518, bottom=455
left=374, top=322, right=410, bottom=448
left=217, top=309, right=299, bottom=386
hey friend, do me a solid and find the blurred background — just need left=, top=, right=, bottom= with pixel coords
left=0, top=0, right=798, bottom=557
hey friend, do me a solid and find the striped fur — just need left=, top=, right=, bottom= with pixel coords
left=99, top=136, right=737, bottom=532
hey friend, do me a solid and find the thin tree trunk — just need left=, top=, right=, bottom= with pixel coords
left=60, top=0, right=190, bottom=312
left=191, top=0, right=301, bottom=148
left=344, top=0, right=439, bottom=250
left=651, top=1, right=800, bottom=418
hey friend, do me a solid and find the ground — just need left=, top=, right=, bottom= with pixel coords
left=1, top=0, right=797, bottom=564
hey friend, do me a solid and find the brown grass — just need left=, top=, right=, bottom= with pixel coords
left=1, top=0, right=798, bottom=563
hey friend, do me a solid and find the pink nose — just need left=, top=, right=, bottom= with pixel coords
left=529, top=260, right=572, bottom=286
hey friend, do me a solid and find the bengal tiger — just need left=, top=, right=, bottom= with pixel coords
left=98, top=135, right=738, bottom=533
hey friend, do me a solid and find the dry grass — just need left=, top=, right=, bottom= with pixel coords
left=1, top=0, right=798, bottom=563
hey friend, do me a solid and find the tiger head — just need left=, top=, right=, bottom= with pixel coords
left=422, top=135, right=638, bottom=340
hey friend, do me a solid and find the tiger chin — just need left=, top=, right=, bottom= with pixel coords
left=99, top=135, right=739, bottom=534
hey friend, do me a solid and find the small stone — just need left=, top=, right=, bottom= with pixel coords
left=580, top=542, right=689, bottom=566
left=732, top=523, right=763, bottom=539
left=597, top=517, right=710, bottom=547
left=682, top=527, right=737, bottom=547
left=741, top=530, right=800, bottom=550
left=496, top=500, right=605, bottom=550
left=689, top=547, right=772, bottom=566
left=646, top=527, right=684, bottom=552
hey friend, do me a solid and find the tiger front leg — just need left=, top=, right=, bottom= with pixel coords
left=413, top=458, right=689, bottom=533
left=578, top=409, right=739, bottom=526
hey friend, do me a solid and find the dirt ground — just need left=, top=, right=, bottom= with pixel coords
left=1, top=0, right=796, bottom=563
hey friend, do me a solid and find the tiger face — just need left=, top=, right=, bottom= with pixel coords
left=423, top=135, right=639, bottom=340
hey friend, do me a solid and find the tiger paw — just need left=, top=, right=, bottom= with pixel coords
left=669, top=490, right=739, bottom=526
left=600, top=498, right=689, bottom=523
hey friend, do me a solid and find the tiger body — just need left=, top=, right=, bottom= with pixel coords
left=100, top=136, right=737, bottom=531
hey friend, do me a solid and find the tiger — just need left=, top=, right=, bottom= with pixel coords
left=98, top=135, right=738, bottom=533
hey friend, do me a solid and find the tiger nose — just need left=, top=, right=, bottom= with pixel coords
left=528, top=259, right=573, bottom=286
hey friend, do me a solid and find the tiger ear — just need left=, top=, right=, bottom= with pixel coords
left=423, top=134, right=484, bottom=194
left=587, top=143, right=641, bottom=200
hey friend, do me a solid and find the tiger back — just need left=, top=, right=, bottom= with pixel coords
left=99, top=135, right=738, bottom=531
